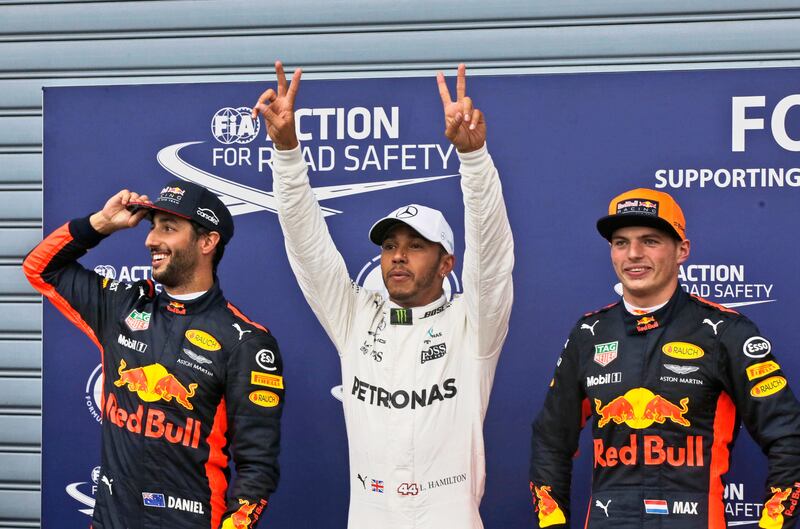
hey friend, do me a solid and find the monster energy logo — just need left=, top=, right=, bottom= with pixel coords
left=390, top=308, right=412, bottom=325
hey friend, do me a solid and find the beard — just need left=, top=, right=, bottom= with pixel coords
left=152, top=245, right=198, bottom=289
left=384, top=262, right=440, bottom=305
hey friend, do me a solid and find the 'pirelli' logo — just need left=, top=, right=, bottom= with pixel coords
left=251, top=372, right=284, bottom=389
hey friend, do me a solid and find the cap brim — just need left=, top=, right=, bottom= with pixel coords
left=126, top=201, right=192, bottom=220
left=369, top=218, right=406, bottom=246
left=597, top=214, right=682, bottom=241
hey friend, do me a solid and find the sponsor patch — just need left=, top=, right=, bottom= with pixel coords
left=125, top=310, right=151, bottom=332
left=664, top=364, right=699, bottom=375
left=617, top=198, right=659, bottom=216
left=143, top=492, right=166, bottom=508
left=167, top=301, right=186, bottom=315
left=586, top=372, right=622, bottom=387
left=743, top=336, right=771, bottom=359
left=593, top=341, right=619, bottom=367
left=421, top=343, right=447, bottom=364
left=390, top=308, right=412, bottom=325
left=185, top=329, right=221, bottom=351
left=746, top=360, right=780, bottom=381
left=636, top=316, right=659, bottom=333
left=196, top=207, right=219, bottom=225
left=750, top=376, right=787, bottom=398
left=255, top=349, right=277, bottom=371
left=662, top=342, right=704, bottom=360
left=644, top=499, right=669, bottom=515
left=158, top=186, right=185, bottom=204
left=118, top=333, right=148, bottom=353
left=249, top=390, right=280, bottom=408
left=251, top=372, right=284, bottom=389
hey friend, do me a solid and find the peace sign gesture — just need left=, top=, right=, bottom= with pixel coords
left=252, top=60, right=303, bottom=150
left=437, top=64, right=486, bottom=153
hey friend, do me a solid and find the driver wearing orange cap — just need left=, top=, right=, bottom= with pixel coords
left=529, top=188, right=800, bottom=529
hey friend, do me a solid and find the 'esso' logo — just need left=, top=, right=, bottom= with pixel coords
left=211, top=107, right=260, bottom=145
left=255, top=349, right=277, bottom=372
left=743, top=336, right=771, bottom=359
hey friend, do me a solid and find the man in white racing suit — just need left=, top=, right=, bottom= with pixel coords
left=253, top=61, right=514, bottom=529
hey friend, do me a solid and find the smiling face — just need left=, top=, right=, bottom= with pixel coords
left=610, top=226, right=690, bottom=307
left=145, top=212, right=204, bottom=292
left=379, top=224, right=455, bottom=308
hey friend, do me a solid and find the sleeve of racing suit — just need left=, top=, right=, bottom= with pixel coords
left=270, top=145, right=367, bottom=354
left=529, top=327, right=587, bottom=527
left=458, top=144, right=514, bottom=359
left=22, top=215, right=128, bottom=347
left=219, top=331, right=284, bottom=529
left=718, top=318, right=800, bottom=529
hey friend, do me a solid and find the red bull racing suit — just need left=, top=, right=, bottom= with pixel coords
left=270, top=144, right=514, bottom=529
left=24, top=216, right=283, bottom=529
left=530, top=287, right=800, bottom=529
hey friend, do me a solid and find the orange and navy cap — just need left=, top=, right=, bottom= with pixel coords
left=596, top=188, right=686, bottom=241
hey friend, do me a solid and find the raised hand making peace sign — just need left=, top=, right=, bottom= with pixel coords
left=437, top=63, right=486, bottom=153
left=252, top=60, right=303, bottom=150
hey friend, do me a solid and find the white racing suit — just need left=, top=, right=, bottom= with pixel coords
left=271, top=144, right=514, bottom=529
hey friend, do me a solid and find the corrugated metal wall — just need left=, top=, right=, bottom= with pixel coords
left=2, top=1, right=799, bottom=526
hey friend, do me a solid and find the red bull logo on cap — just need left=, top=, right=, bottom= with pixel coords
left=595, top=388, right=690, bottom=429
left=114, top=359, right=198, bottom=410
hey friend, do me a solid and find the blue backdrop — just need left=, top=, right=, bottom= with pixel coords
left=42, top=67, right=800, bottom=528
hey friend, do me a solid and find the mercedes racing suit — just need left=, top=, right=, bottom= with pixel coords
left=24, top=216, right=284, bottom=529
left=530, top=286, right=800, bottom=529
left=271, top=143, right=513, bottom=529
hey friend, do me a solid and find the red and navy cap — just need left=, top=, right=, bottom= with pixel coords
left=129, top=180, right=234, bottom=243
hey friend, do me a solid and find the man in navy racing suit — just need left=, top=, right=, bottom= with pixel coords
left=24, top=181, right=284, bottom=528
left=529, top=188, right=800, bottom=529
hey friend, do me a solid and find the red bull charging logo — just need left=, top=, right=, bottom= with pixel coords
left=760, top=487, right=792, bottom=529
left=531, top=484, right=566, bottom=528
left=114, top=359, right=198, bottom=410
left=595, top=388, right=690, bottom=429
left=221, top=498, right=268, bottom=529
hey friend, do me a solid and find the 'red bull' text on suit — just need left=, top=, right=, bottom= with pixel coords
left=530, top=286, right=800, bottom=529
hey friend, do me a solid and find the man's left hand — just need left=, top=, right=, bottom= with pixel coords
left=437, top=64, right=486, bottom=153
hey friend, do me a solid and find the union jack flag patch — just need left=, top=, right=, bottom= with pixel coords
left=371, top=479, right=384, bottom=493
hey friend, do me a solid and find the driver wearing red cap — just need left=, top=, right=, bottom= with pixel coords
left=529, top=188, right=800, bottom=529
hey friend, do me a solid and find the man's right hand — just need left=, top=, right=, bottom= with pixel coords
left=89, top=189, right=150, bottom=235
left=252, top=60, right=303, bottom=150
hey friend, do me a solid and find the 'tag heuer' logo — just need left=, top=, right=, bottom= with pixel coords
left=125, top=310, right=151, bottom=331
left=595, top=388, right=690, bottom=429
left=114, top=359, right=198, bottom=410
left=593, top=341, right=618, bottom=367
